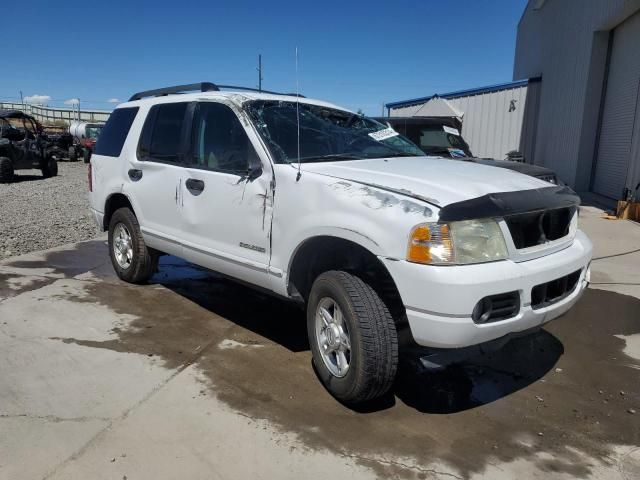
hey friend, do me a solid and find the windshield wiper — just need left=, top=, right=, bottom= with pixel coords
left=422, top=148, right=455, bottom=157
left=297, top=153, right=364, bottom=163
left=380, top=152, right=422, bottom=158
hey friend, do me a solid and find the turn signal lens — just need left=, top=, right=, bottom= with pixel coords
left=407, top=225, right=432, bottom=263
left=407, top=224, right=454, bottom=264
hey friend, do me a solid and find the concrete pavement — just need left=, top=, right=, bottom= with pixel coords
left=1, top=207, right=639, bottom=479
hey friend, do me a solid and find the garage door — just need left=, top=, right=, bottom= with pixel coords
left=592, top=11, right=640, bottom=200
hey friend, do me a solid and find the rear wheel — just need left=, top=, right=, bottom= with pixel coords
left=68, top=146, right=78, bottom=162
left=41, top=157, right=58, bottom=178
left=307, top=270, right=398, bottom=404
left=108, top=208, right=157, bottom=284
left=0, top=157, right=13, bottom=183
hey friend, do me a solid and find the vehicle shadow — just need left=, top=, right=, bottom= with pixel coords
left=11, top=174, right=45, bottom=183
left=152, top=256, right=563, bottom=414
left=392, top=330, right=563, bottom=414
left=152, top=256, right=310, bottom=352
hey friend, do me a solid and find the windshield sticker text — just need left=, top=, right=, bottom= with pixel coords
left=443, top=125, right=460, bottom=136
left=368, top=127, right=399, bottom=142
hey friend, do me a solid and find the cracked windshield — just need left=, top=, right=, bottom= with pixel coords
left=246, top=100, right=424, bottom=163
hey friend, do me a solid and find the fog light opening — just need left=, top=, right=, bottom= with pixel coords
left=472, top=291, right=521, bottom=324
left=472, top=298, right=493, bottom=324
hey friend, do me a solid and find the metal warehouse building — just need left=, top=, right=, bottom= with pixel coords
left=515, top=0, right=640, bottom=202
left=387, top=0, right=640, bottom=204
left=386, top=80, right=535, bottom=161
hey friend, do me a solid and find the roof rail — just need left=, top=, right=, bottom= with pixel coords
left=128, top=82, right=305, bottom=102
left=129, top=82, right=219, bottom=101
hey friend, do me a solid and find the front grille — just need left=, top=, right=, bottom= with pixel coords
left=472, top=291, right=520, bottom=324
left=531, top=269, right=582, bottom=309
left=505, top=207, right=574, bottom=249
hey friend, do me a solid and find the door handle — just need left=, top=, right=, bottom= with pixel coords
left=128, top=169, right=143, bottom=181
left=185, top=178, right=205, bottom=195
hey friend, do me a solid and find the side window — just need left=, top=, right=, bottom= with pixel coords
left=94, top=107, right=139, bottom=157
left=138, top=103, right=189, bottom=163
left=192, top=102, right=257, bottom=174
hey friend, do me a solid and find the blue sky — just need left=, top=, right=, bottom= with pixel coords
left=2, top=0, right=527, bottom=115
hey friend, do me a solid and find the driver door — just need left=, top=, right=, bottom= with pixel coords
left=179, top=101, right=273, bottom=288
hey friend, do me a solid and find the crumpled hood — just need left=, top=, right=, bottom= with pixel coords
left=301, top=156, right=549, bottom=207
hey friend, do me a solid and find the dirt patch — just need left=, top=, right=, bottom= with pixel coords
left=49, top=244, right=640, bottom=479
left=0, top=162, right=100, bottom=259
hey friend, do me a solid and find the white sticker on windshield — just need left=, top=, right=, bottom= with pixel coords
left=369, top=127, right=399, bottom=142
left=443, top=125, right=460, bottom=136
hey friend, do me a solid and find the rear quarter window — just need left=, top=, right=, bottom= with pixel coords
left=94, top=107, right=139, bottom=157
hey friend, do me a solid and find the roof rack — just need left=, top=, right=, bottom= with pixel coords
left=128, top=82, right=305, bottom=101
left=129, top=82, right=218, bottom=101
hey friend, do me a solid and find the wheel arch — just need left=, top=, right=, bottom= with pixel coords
left=103, top=193, right=135, bottom=231
left=287, top=235, right=407, bottom=326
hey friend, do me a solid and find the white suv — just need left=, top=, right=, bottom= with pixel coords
left=89, top=82, right=592, bottom=404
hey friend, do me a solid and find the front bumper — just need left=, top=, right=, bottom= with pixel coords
left=381, top=230, right=592, bottom=349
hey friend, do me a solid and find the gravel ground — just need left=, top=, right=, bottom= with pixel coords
left=0, top=162, right=100, bottom=259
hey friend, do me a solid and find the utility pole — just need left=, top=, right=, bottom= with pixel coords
left=257, top=54, right=263, bottom=91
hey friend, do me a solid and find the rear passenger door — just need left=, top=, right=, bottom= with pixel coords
left=179, top=101, right=273, bottom=287
left=125, top=102, right=191, bottom=256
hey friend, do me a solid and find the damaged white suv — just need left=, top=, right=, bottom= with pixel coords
left=89, top=83, right=592, bottom=404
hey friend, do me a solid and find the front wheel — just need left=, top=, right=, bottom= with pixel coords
left=41, top=157, right=58, bottom=178
left=108, top=208, right=157, bottom=284
left=307, top=271, right=398, bottom=404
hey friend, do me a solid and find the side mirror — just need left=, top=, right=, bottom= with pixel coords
left=246, top=152, right=263, bottom=181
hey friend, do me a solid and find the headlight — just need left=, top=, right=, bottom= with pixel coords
left=407, top=219, right=508, bottom=265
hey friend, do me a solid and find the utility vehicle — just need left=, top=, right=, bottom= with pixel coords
left=0, top=110, right=58, bottom=183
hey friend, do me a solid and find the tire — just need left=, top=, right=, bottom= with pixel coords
left=0, top=157, right=14, bottom=183
left=41, top=157, right=58, bottom=178
left=307, top=270, right=398, bottom=404
left=108, top=207, right=157, bottom=284
left=68, top=146, right=78, bottom=162
left=83, top=148, right=91, bottom=164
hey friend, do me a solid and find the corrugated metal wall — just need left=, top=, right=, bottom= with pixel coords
left=514, top=0, right=640, bottom=191
left=389, top=84, right=528, bottom=160
left=449, top=87, right=528, bottom=160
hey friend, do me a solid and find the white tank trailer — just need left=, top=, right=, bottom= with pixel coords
left=68, top=121, right=104, bottom=162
